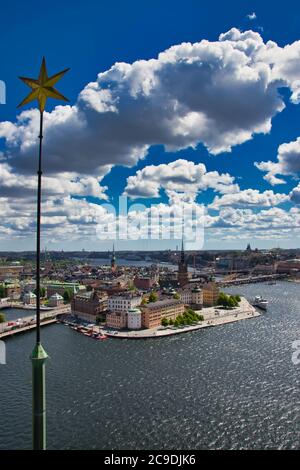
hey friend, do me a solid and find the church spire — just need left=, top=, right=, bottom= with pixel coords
left=111, top=244, right=116, bottom=272
left=181, top=237, right=185, bottom=263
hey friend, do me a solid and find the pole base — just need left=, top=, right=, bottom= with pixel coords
left=31, top=343, right=48, bottom=450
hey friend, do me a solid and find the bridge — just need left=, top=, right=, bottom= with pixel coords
left=217, top=273, right=287, bottom=287
left=0, top=305, right=71, bottom=339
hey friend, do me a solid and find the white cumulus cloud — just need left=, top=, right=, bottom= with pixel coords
left=209, top=189, right=289, bottom=209
left=123, top=159, right=239, bottom=200
left=2, top=27, right=300, bottom=178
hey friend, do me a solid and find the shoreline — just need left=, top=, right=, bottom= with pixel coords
left=99, top=297, right=260, bottom=340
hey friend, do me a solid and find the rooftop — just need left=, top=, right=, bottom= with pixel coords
left=142, top=298, right=183, bottom=309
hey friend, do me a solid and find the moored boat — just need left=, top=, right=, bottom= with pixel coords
left=252, top=295, right=268, bottom=310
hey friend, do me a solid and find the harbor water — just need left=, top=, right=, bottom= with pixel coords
left=0, top=282, right=299, bottom=449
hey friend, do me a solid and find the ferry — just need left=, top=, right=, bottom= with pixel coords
left=252, top=295, right=268, bottom=310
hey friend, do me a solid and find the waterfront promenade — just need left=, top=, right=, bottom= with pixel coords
left=100, top=297, right=260, bottom=339
left=0, top=298, right=259, bottom=340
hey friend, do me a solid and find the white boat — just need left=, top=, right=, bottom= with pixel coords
left=252, top=295, right=268, bottom=310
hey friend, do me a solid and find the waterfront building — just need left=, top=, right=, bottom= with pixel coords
left=252, top=264, right=275, bottom=274
left=48, top=293, right=64, bottom=307
left=202, top=282, right=219, bottom=307
left=71, top=291, right=108, bottom=323
left=107, top=292, right=142, bottom=312
left=178, top=286, right=203, bottom=309
left=177, top=240, right=189, bottom=287
left=276, top=259, right=300, bottom=274
left=127, top=308, right=142, bottom=329
left=23, top=291, right=36, bottom=305
left=106, top=311, right=127, bottom=329
left=141, top=298, right=185, bottom=329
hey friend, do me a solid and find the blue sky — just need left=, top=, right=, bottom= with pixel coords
left=0, top=0, right=300, bottom=251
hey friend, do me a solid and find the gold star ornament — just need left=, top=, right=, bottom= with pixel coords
left=18, top=57, right=70, bottom=112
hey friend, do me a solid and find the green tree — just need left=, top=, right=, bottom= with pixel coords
left=169, top=318, right=174, bottom=326
left=174, top=319, right=179, bottom=327
left=217, top=292, right=228, bottom=306
left=228, top=297, right=236, bottom=308
left=186, top=308, right=196, bottom=316
left=0, top=312, right=6, bottom=323
left=141, top=297, right=148, bottom=305
left=197, top=314, right=204, bottom=321
left=63, top=289, right=72, bottom=303
left=148, top=291, right=158, bottom=303
left=173, top=293, right=180, bottom=300
left=218, top=292, right=240, bottom=309
left=161, top=317, right=168, bottom=327
left=34, top=287, right=46, bottom=298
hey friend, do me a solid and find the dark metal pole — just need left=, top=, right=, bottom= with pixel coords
left=18, top=58, right=69, bottom=451
left=31, top=109, right=48, bottom=450
left=36, top=110, right=43, bottom=344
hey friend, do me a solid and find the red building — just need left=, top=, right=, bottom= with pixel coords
left=133, top=277, right=154, bottom=290
left=71, top=290, right=108, bottom=323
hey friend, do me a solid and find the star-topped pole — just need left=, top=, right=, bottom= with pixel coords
left=18, top=57, right=69, bottom=451
left=18, top=57, right=69, bottom=111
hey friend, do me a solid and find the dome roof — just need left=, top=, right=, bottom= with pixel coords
left=192, top=287, right=201, bottom=293
left=50, top=292, right=63, bottom=300
left=128, top=308, right=141, bottom=314
left=24, top=291, right=36, bottom=298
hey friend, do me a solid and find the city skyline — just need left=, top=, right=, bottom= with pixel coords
left=0, top=0, right=300, bottom=251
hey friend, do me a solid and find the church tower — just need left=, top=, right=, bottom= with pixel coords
left=111, top=244, right=117, bottom=273
left=177, top=239, right=189, bottom=287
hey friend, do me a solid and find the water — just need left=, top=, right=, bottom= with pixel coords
left=1, top=308, right=34, bottom=321
left=0, top=282, right=299, bottom=450
left=77, top=257, right=159, bottom=267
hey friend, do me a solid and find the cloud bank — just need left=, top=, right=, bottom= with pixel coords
left=2, top=27, right=300, bottom=178
left=0, top=27, right=300, bottom=246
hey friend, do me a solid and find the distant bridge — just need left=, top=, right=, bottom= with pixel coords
left=0, top=305, right=70, bottom=339
left=218, top=273, right=287, bottom=287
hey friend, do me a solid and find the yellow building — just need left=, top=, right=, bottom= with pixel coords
left=202, top=282, right=219, bottom=307
left=141, top=298, right=185, bottom=329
